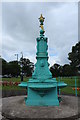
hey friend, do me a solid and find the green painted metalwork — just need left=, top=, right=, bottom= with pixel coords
left=19, top=14, right=67, bottom=106
left=58, top=77, right=61, bottom=95
left=75, top=77, right=77, bottom=97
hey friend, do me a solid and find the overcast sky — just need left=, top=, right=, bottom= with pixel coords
left=2, top=2, right=78, bottom=66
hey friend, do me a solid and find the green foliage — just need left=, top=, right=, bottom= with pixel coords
left=62, top=64, right=74, bottom=76
left=50, top=63, right=60, bottom=77
left=50, top=42, right=80, bottom=77
left=19, top=58, right=34, bottom=76
left=50, top=63, right=74, bottom=77
left=68, top=42, right=80, bottom=66
left=2, top=57, right=34, bottom=77
left=68, top=41, right=80, bottom=75
left=2, top=58, right=8, bottom=75
left=8, top=61, right=20, bottom=76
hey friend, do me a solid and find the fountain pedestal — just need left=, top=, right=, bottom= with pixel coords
left=19, top=14, right=67, bottom=106
left=25, top=79, right=59, bottom=106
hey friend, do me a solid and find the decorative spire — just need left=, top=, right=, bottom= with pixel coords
left=39, top=14, right=45, bottom=32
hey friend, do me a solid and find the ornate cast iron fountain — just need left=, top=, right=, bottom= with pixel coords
left=19, top=14, right=67, bottom=106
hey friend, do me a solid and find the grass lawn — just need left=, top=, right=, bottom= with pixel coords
left=1, top=76, right=80, bottom=95
left=1, top=77, right=30, bottom=82
left=56, top=76, right=80, bottom=95
left=60, top=86, right=80, bottom=95
left=56, top=76, right=79, bottom=86
left=0, top=77, right=30, bottom=90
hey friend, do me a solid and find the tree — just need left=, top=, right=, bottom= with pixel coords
left=62, top=64, right=74, bottom=76
left=50, top=63, right=74, bottom=77
left=8, top=61, right=20, bottom=77
left=50, top=63, right=61, bottom=77
left=19, top=58, right=34, bottom=77
left=2, top=57, right=34, bottom=77
left=2, top=58, right=8, bottom=75
left=2, top=58, right=20, bottom=76
left=68, top=42, right=80, bottom=75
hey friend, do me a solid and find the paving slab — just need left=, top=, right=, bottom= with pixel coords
left=1, top=95, right=80, bottom=120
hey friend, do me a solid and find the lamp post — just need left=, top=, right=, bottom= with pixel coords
left=20, top=52, right=23, bottom=81
left=15, top=54, right=18, bottom=77
left=15, top=54, right=18, bottom=62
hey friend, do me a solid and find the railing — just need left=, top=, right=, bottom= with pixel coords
left=57, top=76, right=80, bottom=97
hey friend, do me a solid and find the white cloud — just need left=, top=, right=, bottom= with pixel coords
left=2, top=2, right=78, bottom=66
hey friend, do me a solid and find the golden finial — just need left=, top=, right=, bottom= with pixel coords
left=40, top=25, right=44, bottom=31
left=39, top=14, right=45, bottom=23
left=39, top=14, right=45, bottom=32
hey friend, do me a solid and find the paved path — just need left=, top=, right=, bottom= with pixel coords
left=1, top=95, right=80, bottom=119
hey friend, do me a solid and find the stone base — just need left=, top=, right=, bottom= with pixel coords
left=2, top=95, right=80, bottom=119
